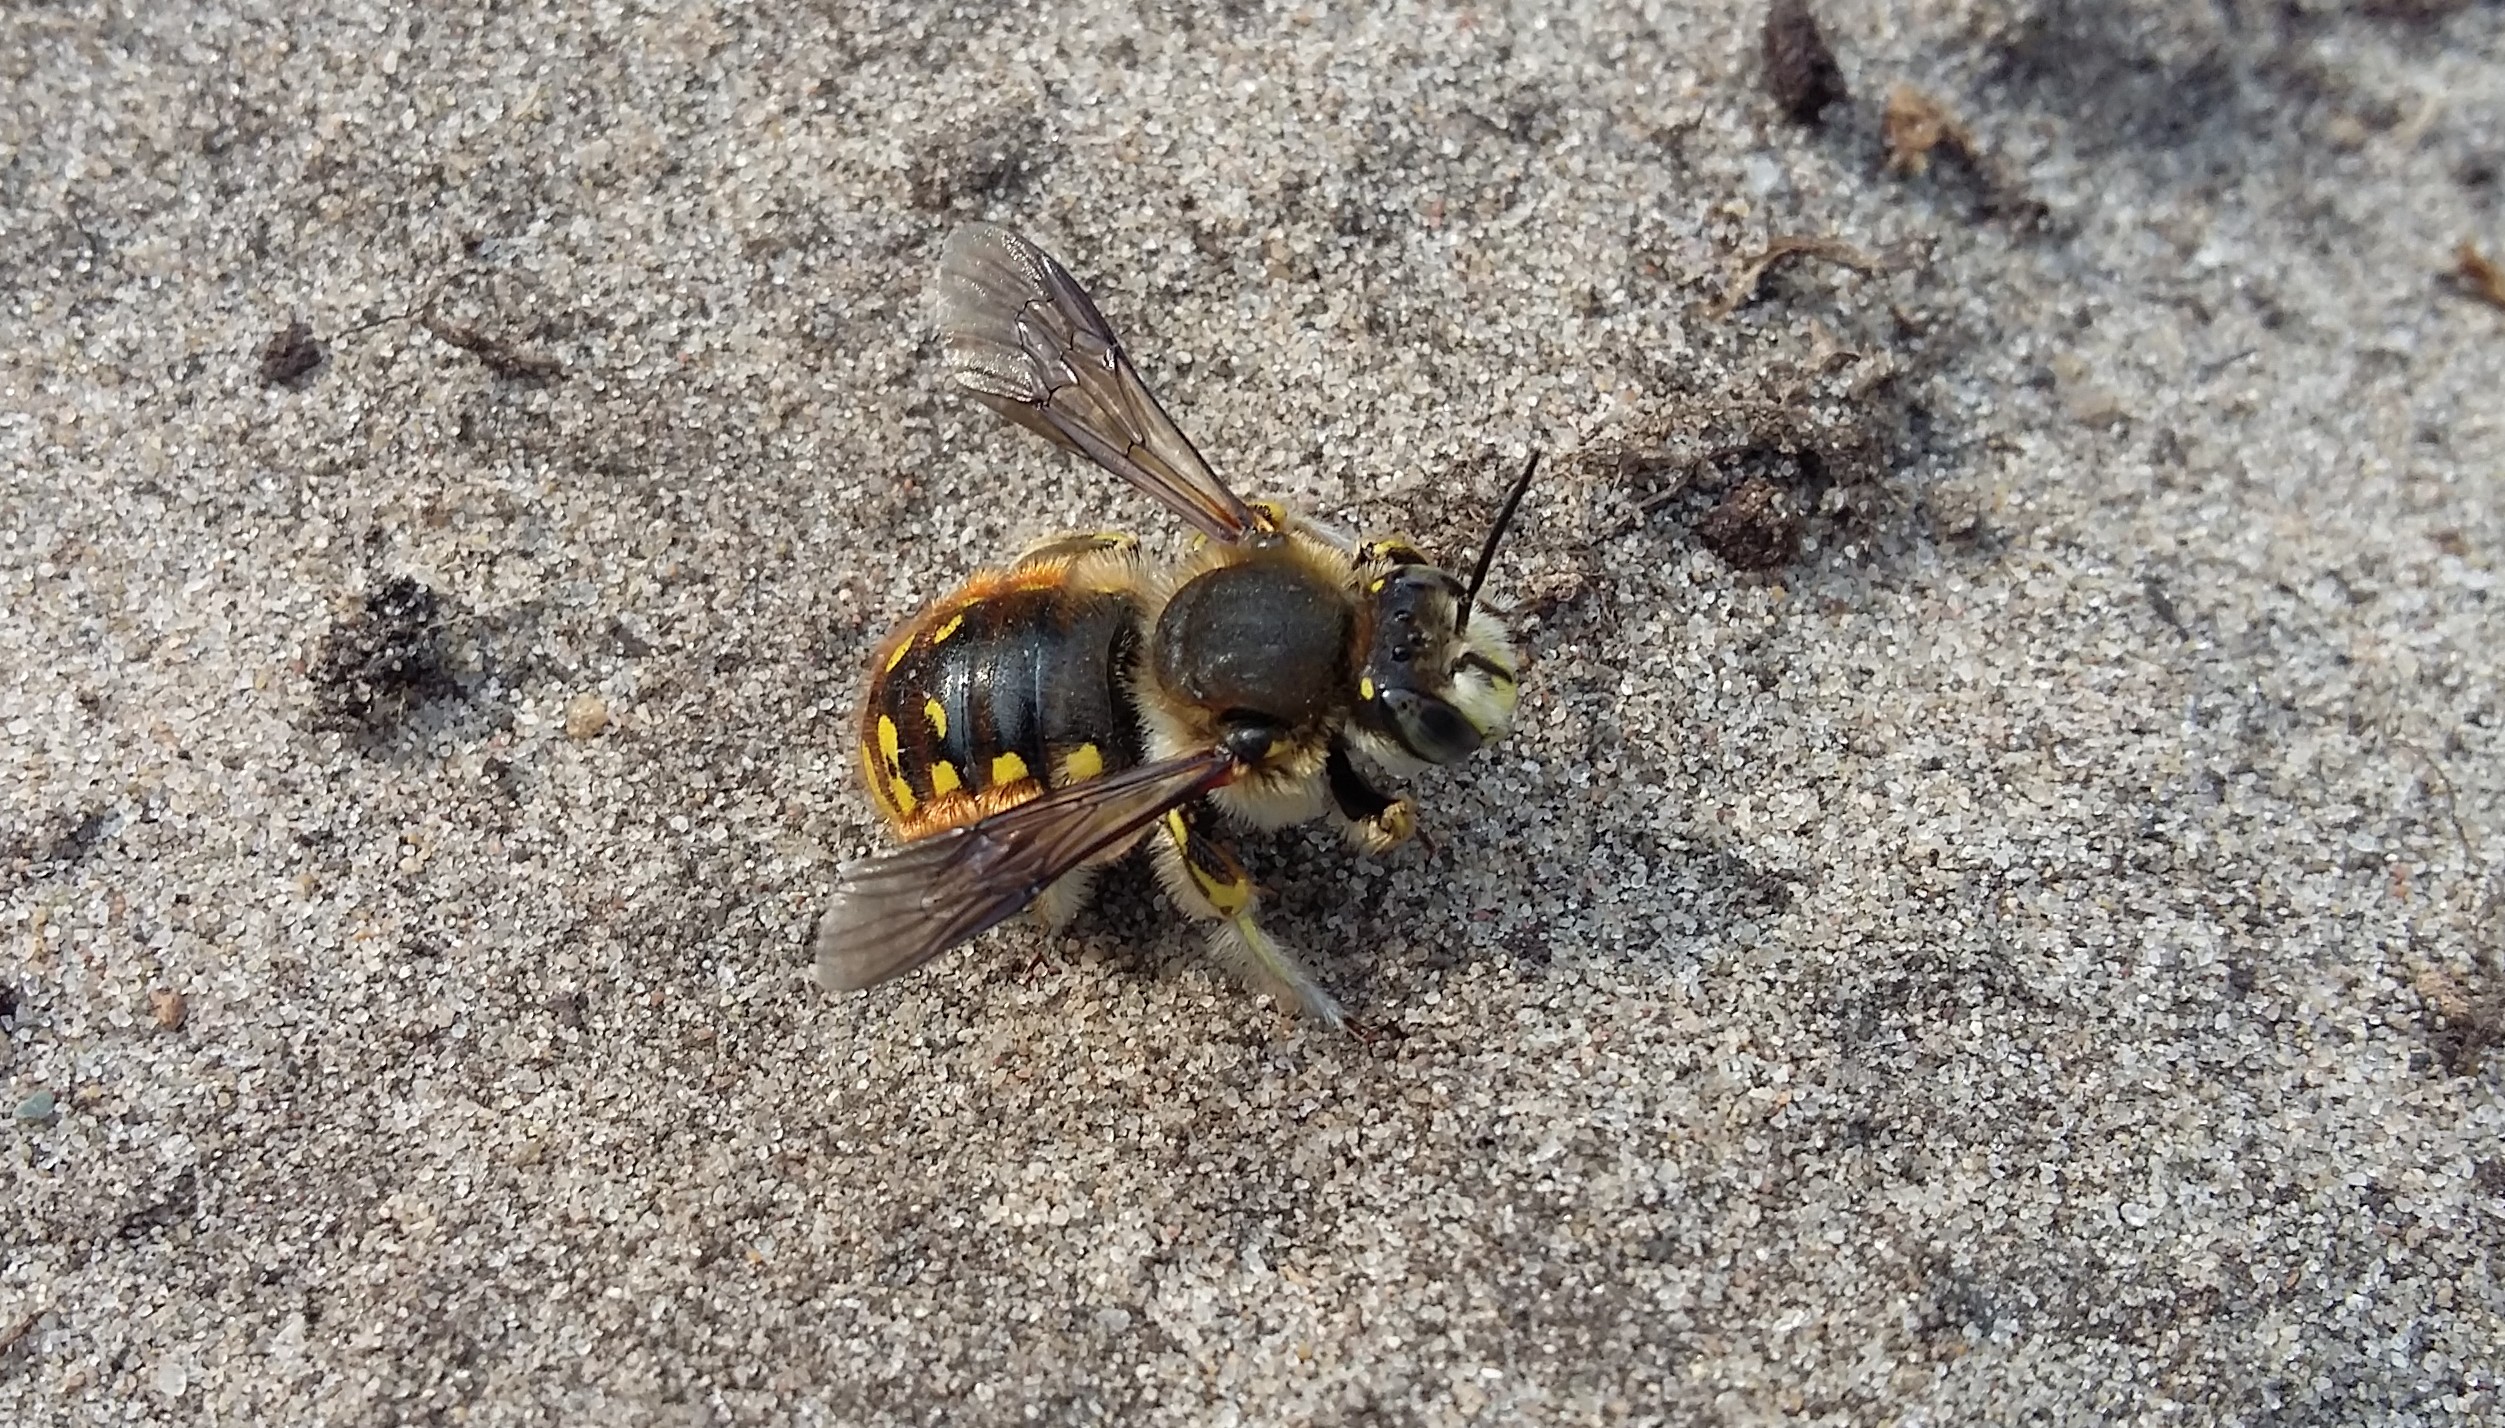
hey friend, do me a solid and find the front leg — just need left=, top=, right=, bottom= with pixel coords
left=1326, top=741, right=1415, bottom=856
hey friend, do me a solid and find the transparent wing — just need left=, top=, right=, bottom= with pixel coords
left=933, top=223, right=1265, bottom=543
left=814, top=750, right=1239, bottom=994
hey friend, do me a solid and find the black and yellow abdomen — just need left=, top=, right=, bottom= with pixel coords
left=858, top=558, right=1145, bottom=841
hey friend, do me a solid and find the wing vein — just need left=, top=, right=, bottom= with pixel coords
left=814, top=750, right=1237, bottom=994
left=934, top=223, right=1263, bottom=542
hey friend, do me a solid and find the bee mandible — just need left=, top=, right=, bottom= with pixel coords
left=814, top=224, right=1537, bottom=1025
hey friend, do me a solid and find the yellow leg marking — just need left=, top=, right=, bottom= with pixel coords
left=888, top=775, right=919, bottom=816
left=1202, top=871, right=1251, bottom=916
left=883, top=640, right=913, bottom=673
left=876, top=715, right=904, bottom=773
left=923, top=698, right=948, bottom=739
left=1358, top=677, right=1375, bottom=701
left=991, top=751, right=1030, bottom=785
left=1360, top=537, right=1429, bottom=567
left=1154, top=804, right=1336, bottom=1022
left=929, top=760, right=963, bottom=797
left=932, top=613, right=965, bottom=644
left=1064, top=743, right=1104, bottom=782
left=1166, top=809, right=1252, bottom=916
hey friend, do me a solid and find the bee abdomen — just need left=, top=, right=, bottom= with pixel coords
left=859, top=565, right=1144, bottom=839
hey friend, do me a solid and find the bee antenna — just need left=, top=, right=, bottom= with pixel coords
left=1459, top=450, right=1541, bottom=624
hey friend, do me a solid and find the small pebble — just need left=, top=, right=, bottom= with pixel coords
left=564, top=692, right=611, bottom=740
left=15, top=1091, right=57, bottom=1125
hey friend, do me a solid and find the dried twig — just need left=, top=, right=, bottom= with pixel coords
left=2458, top=241, right=2505, bottom=312
left=1714, top=235, right=1882, bottom=317
left=421, top=314, right=564, bottom=382
left=0, top=1308, right=43, bottom=1354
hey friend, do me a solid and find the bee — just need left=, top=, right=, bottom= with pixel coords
left=813, top=224, right=1537, bottom=1026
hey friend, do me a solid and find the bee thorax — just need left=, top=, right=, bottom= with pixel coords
left=1150, top=556, right=1353, bottom=731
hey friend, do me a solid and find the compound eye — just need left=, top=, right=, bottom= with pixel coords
left=1375, top=687, right=1483, bottom=765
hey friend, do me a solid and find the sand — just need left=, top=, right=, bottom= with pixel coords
left=4, top=0, right=2502, bottom=1422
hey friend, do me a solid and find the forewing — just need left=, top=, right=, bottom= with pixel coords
left=814, top=750, right=1238, bottom=994
left=933, top=223, right=1262, bottom=543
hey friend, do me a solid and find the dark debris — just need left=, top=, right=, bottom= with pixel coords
left=117, top=1169, right=201, bottom=1240
left=1764, top=0, right=1848, bottom=126
left=1696, top=476, right=1803, bottom=572
left=906, top=115, right=1042, bottom=213
left=2430, top=1001, right=2504, bottom=1077
left=2361, top=0, right=2475, bottom=19
left=1883, top=84, right=2047, bottom=228
left=1, top=805, right=113, bottom=891
left=309, top=576, right=460, bottom=731
left=2475, top=1158, right=2505, bottom=1197
left=258, top=318, right=325, bottom=387
left=1607, top=380, right=1904, bottom=571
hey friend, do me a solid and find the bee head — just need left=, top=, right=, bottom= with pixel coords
left=1351, top=565, right=1519, bottom=767
left=1349, top=453, right=1538, bottom=767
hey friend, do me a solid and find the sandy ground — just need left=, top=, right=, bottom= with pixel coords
left=5, top=1, right=2503, bottom=1423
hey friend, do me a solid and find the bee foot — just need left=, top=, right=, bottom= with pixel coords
left=1348, top=799, right=1418, bottom=856
left=1212, top=915, right=1345, bottom=1029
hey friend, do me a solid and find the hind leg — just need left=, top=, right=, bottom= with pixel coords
left=1012, top=866, right=1108, bottom=984
left=1012, top=531, right=1139, bottom=566
left=1026, top=865, right=1103, bottom=932
left=1151, top=801, right=1345, bottom=1027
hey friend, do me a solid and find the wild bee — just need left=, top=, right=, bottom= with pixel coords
left=814, top=224, right=1536, bottom=1025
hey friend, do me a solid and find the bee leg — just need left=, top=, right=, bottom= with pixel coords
left=1016, top=867, right=1104, bottom=983
left=1153, top=802, right=1346, bottom=1028
left=1326, top=741, right=1416, bottom=856
left=1025, top=866, right=1101, bottom=932
left=1018, top=867, right=1104, bottom=977
left=1357, top=535, right=1432, bottom=568
left=1012, top=530, right=1140, bottom=566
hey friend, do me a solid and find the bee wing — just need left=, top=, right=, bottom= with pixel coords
left=933, top=223, right=1265, bottom=544
left=814, top=750, right=1239, bottom=995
